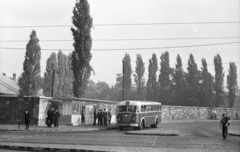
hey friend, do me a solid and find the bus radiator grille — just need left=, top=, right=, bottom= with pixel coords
left=122, top=115, right=130, bottom=123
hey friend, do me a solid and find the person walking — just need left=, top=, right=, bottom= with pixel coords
left=24, top=109, right=30, bottom=129
left=93, top=108, right=97, bottom=125
left=107, top=109, right=112, bottom=125
left=220, top=114, right=231, bottom=140
left=54, top=109, right=60, bottom=127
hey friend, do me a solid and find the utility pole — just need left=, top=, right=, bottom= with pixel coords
left=122, top=59, right=124, bottom=101
left=51, top=69, right=55, bottom=97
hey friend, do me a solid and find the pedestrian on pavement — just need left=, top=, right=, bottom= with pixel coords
left=103, top=109, right=108, bottom=126
left=54, top=109, right=60, bottom=127
left=97, top=109, right=101, bottom=125
left=107, top=109, right=112, bottom=125
left=46, top=109, right=51, bottom=127
left=49, top=107, right=54, bottom=127
left=220, top=113, right=231, bottom=140
left=24, top=109, right=30, bottom=129
left=236, top=111, right=238, bottom=120
left=93, top=108, right=97, bottom=125
left=47, top=107, right=54, bottom=127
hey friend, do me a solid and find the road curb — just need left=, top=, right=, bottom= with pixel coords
left=125, top=131, right=180, bottom=136
left=0, top=144, right=113, bottom=152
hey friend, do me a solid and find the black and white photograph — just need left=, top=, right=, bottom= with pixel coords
left=0, top=0, right=239, bottom=151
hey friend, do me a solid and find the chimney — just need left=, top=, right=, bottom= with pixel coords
left=3, top=73, right=6, bottom=76
left=13, top=73, right=16, bottom=81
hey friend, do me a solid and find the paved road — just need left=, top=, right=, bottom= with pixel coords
left=0, top=121, right=239, bottom=152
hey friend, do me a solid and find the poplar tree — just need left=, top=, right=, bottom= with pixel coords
left=123, top=53, right=132, bottom=100
left=71, top=0, right=93, bottom=97
left=173, top=54, right=187, bottom=105
left=146, top=54, right=158, bottom=101
left=18, top=30, right=41, bottom=96
left=200, top=58, right=211, bottom=107
left=158, top=51, right=172, bottom=104
left=214, top=54, right=225, bottom=107
left=62, top=53, right=73, bottom=97
left=227, top=62, right=238, bottom=108
left=186, top=54, right=200, bottom=106
left=43, top=53, right=58, bottom=97
left=57, top=50, right=66, bottom=97
left=134, top=54, right=145, bottom=100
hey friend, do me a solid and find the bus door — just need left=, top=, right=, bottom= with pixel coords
left=85, top=105, right=94, bottom=124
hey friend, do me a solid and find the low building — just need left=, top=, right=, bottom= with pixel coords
left=0, top=95, right=118, bottom=126
left=0, top=95, right=52, bottom=125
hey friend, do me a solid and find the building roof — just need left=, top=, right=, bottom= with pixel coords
left=54, top=97, right=119, bottom=104
left=0, top=75, right=19, bottom=95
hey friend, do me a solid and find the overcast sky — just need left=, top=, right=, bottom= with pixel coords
left=0, top=0, right=239, bottom=87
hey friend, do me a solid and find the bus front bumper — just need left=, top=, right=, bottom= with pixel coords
left=117, top=123, right=139, bottom=127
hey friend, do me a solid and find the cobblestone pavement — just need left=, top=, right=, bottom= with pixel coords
left=0, top=121, right=239, bottom=152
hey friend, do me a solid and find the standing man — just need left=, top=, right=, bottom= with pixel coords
left=24, top=109, right=30, bottom=129
left=97, top=109, right=101, bottom=125
left=99, top=109, right=103, bottom=126
left=93, top=108, right=97, bottom=125
left=220, top=114, right=231, bottom=140
left=103, top=109, right=108, bottom=126
left=54, top=109, right=60, bottom=127
left=107, top=109, right=112, bottom=125
left=49, top=108, right=54, bottom=127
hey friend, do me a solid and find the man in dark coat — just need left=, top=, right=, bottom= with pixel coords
left=49, top=108, right=54, bottom=127
left=54, top=109, right=60, bottom=127
left=24, top=109, right=30, bottom=129
left=107, top=109, right=112, bottom=125
left=220, top=114, right=231, bottom=140
left=93, top=108, right=97, bottom=125
left=47, top=108, right=54, bottom=127
left=103, top=109, right=108, bottom=126
left=97, top=109, right=101, bottom=125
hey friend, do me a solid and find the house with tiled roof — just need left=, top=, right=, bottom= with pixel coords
left=0, top=73, right=19, bottom=96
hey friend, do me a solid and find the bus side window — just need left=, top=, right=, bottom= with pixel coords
left=156, top=105, right=159, bottom=111
left=141, top=105, right=144, bottom=112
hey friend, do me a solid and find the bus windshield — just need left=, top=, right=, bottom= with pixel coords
left=117, top=105, right=137, bottom=112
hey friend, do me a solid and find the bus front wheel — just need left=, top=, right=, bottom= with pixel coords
left=153, top=118, right=159, bottom=128
left=119, top=126, right=124, bottom=130
left=138, top=120, right=144, bottom=130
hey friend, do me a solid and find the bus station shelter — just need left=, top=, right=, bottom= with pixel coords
left=53, top=97, right=118, bottom=126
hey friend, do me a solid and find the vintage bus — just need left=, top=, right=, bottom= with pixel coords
left=116, top=100, right=162, bottom=130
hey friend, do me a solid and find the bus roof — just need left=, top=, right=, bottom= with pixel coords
left=117, top=100, right=161, bottom=106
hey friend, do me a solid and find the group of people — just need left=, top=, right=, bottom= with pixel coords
left=46, top=108, right=60, bottom=128
left=93, top=108, right=111, bottom=126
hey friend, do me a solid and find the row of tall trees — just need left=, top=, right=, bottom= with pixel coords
left=17, top=0, right=238, bottom=107
left=17, top=29, right=239, bottom=107
left=118, top=52, right=238, bottom=107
